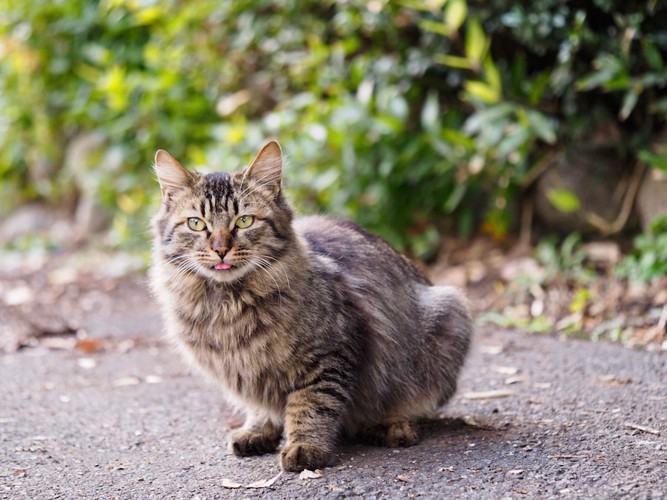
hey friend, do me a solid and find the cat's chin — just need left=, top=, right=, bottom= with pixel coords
left=200, top=264, right=251, bottom=283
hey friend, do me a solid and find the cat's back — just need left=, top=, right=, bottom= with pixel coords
left=294, top=215, right=429, bottom=287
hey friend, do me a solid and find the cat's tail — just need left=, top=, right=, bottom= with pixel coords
left=419, top=285, right=473, bottom=406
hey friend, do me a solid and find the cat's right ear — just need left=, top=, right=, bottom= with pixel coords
left=154, top=150, right=194, bottom=197
left=243, top=140, right=283, bottom=198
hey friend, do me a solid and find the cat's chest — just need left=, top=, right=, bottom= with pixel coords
left=174, top=290, right=292, bottom=374
left=182, top=315, right=294, bottom=411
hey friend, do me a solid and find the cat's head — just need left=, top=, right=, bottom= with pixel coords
left=152, top=140, right=293, bottom=283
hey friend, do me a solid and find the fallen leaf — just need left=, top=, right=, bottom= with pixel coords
left=600, top=374, right=632, bottom=385
left=75, top=338, right=104, bottom=354
left=221, top=479, right=242, bottom=489
left=40, top=337, right=77, bottom=350
left=77, top=358, right=97, bottom=370
left=460, top=415, right=495, bottom=429
left=144, top=375, right=163, bottom=384
left=4, top=285, right=33, bottom=306
left=246, top=471, right=282, bottom=488
left=112, top=377, right=141, bottom=387
left=491, top=365, right=519, bottom=375
left=505, top=375, right=528, bottom=385
left=462, top=389, right=513, bottom=400
left=299, top=469, right=323, bottom=480
left=12, top=468, right=27, bottom=478
left=116, top=339, right=136, bottom=353
left=396, top=474, right=413, bottom=483
left=480, top=344, right=504, bottom=355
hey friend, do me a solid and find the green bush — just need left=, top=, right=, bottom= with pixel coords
left=617, top=215, right=667, bottom=282
left=1, top=0, right=666, bottom=254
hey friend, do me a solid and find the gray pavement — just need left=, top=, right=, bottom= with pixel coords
left=1, top=285, right=666, bottom=499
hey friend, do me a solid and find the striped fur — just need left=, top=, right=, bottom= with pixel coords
left=150, top=141, right=472, bottom=472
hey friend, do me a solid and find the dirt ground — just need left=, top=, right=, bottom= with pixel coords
left=1, top=260, right=666, bottom=498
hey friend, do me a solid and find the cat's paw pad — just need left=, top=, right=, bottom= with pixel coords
left=280, top=442, right=332, bottom=472
left=361, top=420, right=419, bottom=448
left=229, top=428, right=281, bottom=457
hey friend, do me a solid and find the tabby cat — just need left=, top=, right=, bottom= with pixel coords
left=150, top=140, right=472, bottom=472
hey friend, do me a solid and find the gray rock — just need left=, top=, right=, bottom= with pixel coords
left=0, top=202, right=74, bottom=246
left=636, top=169, right=667, bottom=231
left=636, top=130, right=667, bottom=232
left=63, top=131, right=123, bottom=238
left=534, top=145, right=631, bottom=234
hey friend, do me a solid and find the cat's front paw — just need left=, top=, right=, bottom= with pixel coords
left=280, top=442, right=332, bottom=472
left=230, top=428, right=281, bottom=457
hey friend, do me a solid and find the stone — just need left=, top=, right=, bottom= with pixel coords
left=534, top=145, right=632, bottom=234
left=636, top=168, right=667, bottom=231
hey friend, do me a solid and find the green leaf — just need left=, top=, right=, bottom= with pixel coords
left=497, top=127, right=530, bottom=157
left=463, top=80, right=500, bottom=104
left=463, top=103, right=514, bottom=134
left=483, top=58, right=502, bottom=97
left=465, top=18, right=488, bottom=64
left=619, top=88, right=639, bottom=121
left=526, top=110, right=557, bottom=144
left=576, top=54, right=624, bottom=91
left=643, top=42, right=664, bottom=71
left=435, top=54, right=473, bottom=70
left=420, top=91, right=441, bottom=131
left=527, top=72, right=551, bottom=106
left=638, top=149, right=667, bottom=171
left=444, top=182, right=466, bottom=212
left=420, top=19, right=450, bottom=37
left=444, top=0, right=467, bottom=32
left=399, top=0, right=442, bottom=12
left=547, top=189, right=581, bottom=213
left=442, top=127, right=475, bottom=148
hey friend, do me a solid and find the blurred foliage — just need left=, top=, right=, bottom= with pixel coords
left=617, top=215, right=667, bottom=282
left=535, top=233, right=595, bottom=285
left=1, top=0, right=666, bottom=255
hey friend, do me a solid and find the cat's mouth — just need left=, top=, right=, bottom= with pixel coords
left=213, top=262, right=232, bottom=271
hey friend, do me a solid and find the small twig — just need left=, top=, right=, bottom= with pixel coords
left=521, top=151, right=557, bottom=188
left=519, top=196, right=534, bottom=248
left=624, top=422, right=661, bottom=436
left=462, top=389, right=514, bottom=400
left=584, top=161, right=646, bottom=236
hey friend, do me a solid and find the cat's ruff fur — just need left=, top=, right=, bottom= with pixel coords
left=150, top=140, right=472, bottom=472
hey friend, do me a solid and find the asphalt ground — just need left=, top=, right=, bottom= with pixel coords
left=1, top=279, right=666, bottom=499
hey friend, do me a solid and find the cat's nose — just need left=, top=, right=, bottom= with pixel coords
left=211, top=232, right=232, bottom=257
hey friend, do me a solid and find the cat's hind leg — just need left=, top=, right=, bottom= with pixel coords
left=359, top=417, right=420, bottom=448
left=419, top=285, right=472, bottom=408
left=229, top=413, right=283, bottom=457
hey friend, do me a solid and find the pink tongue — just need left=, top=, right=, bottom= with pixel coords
left=215, top=262, right=232, bottom=270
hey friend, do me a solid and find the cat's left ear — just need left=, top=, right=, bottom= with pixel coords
left=154, top=149, right=195, bottom=197
left=243, top=140, right=283, bottom=197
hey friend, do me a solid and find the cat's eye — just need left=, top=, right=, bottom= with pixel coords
left=235, top=215, right=255, bottom=229
left=187, top=217, right=206, bottom=231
